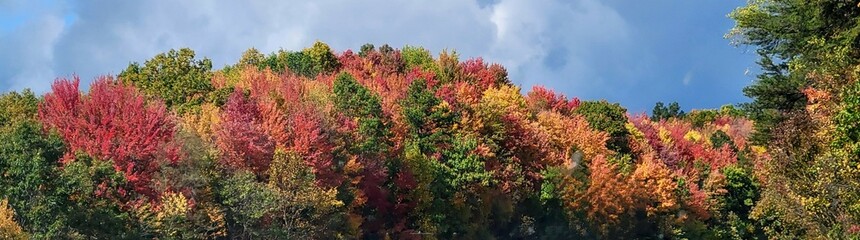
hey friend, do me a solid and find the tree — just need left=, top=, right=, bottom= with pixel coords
left=560, top=155, right=634, bottom=237
left=574, top=100, right=631, bottom=154
left=0, top=121, right=67, bottom=238
left=304, top=41, right=341, bottom=75
left=333, top=72, right=390, bottom=153
left=60, top=153, right=143, bottom=238
left=359, top=43, right=375, bottom=57
left=536, top=111, right=610, bottom=165
left=218, top=171, right=280, bottom=239
left=39, top=76, right=178, bottom=201
left=279, top=103, right=339, bottom=188
left=628, top=155, right=680, bottom=237
left=401, top=78, right=457, bottom=154
left=119, top=48, right=214, bottom=111
left=651, top=101, right=685, bottom=121
left=526, top=86, right=580, bottom=115
left=263, top=50, right=317, bottom=77
left=267, top=150, right=347, bottom=239
left=217, top=150, right=348, bottom=239
left=0, top=199, right=27, bottom=240
left=401, top=45, right=437, bottom=72
left=730, top=1, right=860, bottom=237
left=0, top=89, right=39, bottom=131
left=237, top=48, right=266, bottom=69
left=215, top=90, right=275, bottom=176
left=0, top=90, right=61, bottom=239
left=729, top=0, right=859, bottom=144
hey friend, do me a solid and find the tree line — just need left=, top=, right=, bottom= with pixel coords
left=1, top=1, right=860, bottom=238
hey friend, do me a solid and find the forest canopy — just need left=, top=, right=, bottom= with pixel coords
left=1, top=1, right=860, bottom=239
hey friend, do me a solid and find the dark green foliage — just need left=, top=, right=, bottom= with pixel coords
left=834, top=79, right=860, bottom=152
left=651, top=101, right=685, bottom=121
left=359, top=43, right=375, bottom=57
left=574, top=100, right=631, bottom=154
left=285, top=51, right=317, bottom=77
left=440, top=135, right=492, bottom=190
left=686, top=109, right=719, bottom=128
left=0, top=91, right=70, bottom=238
left=710, top=130, right=737, bottom=152
left=205, top=86, right=235, bottom=107
left=378, top=44, right=394, bottom=55
left=263, top=50, right=317, bottom=78
left=333, top=72, right=390, bottom=153
left=722, top=166, right=759, bottom=217
left=428, top=135, right=493, bottom=238
left=401, top=79, right=457, bottom=154
left=119, top=48, right=214, bottom=111
left=710, top=166, right=765, bottom=239
left=0, top=121, right=67, bottom=239
left=60, top=154, right=142, bottom=239
left=740, top=57, right=806, bottom=144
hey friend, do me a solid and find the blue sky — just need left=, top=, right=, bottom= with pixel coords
left=0, top=0, right=757, bottom=113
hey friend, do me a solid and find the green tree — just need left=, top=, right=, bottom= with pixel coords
left=218, top=171, right=279, bottom=239
left=60, top=154, right=142, bottom=239
left=730, top=1, right=860, bottom=237
left=401, top=78, right=457, bottom=154
left=651, top=101, right=685, bottom=121
left=303, top=41, right=341, bottom=75
left=359, top=43, right=375, bottom=57
left=263, top=50, right=317, bottom=77
left=0, top=90, right=39, bottom=130
left=574, top=100, right=631, bottom=154
left=0, top=121, right=68, bottom=239
left=401, top=45, right=437, bottom=72
left=0, top=91, right=70, bottom=239
left=119, top=48, right=214, bottom=111
left=332, top=72, right=390, bottom=153
left=237, top=48, right=266, bottom=69
left=686, top=109, right=719, bottom=128
left=729, top=0, right=860, bottom=143
left=267, top=150, right=347, bottom=239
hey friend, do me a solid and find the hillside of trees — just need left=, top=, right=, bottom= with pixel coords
left=2, top=1, right=860, bottom=239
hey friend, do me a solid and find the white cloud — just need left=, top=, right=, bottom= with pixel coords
left=486, top=0, right=630, bottom=96
left=0, top=5, right=65, bottom=93
left=683, top=71, right=693, bottom=85
left=0, top=0, right=630, bottom=99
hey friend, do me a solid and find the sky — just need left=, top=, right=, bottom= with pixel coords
left=0, top=0, right=758, bottom=113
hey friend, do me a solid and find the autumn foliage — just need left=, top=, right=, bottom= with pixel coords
left=39, top=76, right=177, bottom=200
left=4, top=42, right=768, bottom=239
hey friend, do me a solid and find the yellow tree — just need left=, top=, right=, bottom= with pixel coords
left=537, top=111, right=611, bottom=166
left=630, top=155, right=680, bottom=217
left=560, top=155, right=633, bottom=236
left=0, top=199, right=27, bottom=240
left=268, top=150, right=348, bottom=238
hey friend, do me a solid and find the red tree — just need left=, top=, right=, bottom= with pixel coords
left=39, top=76, right=178, bottom=199
left=216, top=90, right=275, bottom=175
left=286, top=104, right=339, bottom=187
left=526, top=85, right=580, bottom=115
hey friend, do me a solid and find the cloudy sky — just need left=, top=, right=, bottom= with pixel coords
left=0, top=0, right=756, bottom=112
